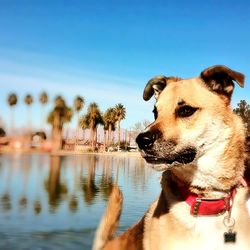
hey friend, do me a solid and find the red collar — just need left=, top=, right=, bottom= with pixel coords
left=184, top=188, right=237, bottom=216
left=173, top=180, right=237, bottom=216
left=167, top=174, right=248, bottom=217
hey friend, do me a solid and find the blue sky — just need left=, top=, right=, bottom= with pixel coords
left=0, top=0, right=249, bottom=133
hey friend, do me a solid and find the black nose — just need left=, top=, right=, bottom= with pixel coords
left=136, top=131, right=157, bottom=150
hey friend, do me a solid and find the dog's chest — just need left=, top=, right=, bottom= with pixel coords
left=143, top=199, right=250, bottom=250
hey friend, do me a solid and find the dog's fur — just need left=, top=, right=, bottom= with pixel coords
left=93, top=65, right=250, bottom=250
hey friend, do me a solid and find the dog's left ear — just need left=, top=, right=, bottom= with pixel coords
left=200, top=65, right=244, bottom=102
left=143, top=76, right=181, bottom=101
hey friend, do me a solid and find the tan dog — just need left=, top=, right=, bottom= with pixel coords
left=93, top=65, right=250, bottom=250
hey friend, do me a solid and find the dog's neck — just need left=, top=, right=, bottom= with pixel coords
left=162, top=171, right=235, bottom=199
left=161, top=171, right=242, bottom=217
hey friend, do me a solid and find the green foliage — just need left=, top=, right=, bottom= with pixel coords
left=7, top=93, right=18, bottom=106
left=114, top=140, right=129, bottom=150
left=79, top=115, right=89, bottom=129
left=87, top=147, right=95, bottom=153
left=24, top=94, right=33, bottom=105
left=4, top=91, right=129, bottom=147
left=81, top=102, right=103, bottom=129
left=39, top=91, right=48, bottom=105
left=115, top=103, right=126, bottom=121
left=234, top=100, right=250, bottom=135
left=47, top=96, right=73, bottom=128
left=74, top=95, right=85, bottom=112
left=103, top=108, right=116, bottom=131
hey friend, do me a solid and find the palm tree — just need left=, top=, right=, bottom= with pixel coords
left=102, top=118, right=109, bottom=150
left=24, top=94, right=33, bottom=133
left=79, top=115, right=89, bottom=142
left=7, top=93, right=18, bottom=135
left=83, top=102, right=103, bottom=149
left=47, top=96, right=73, bottom=150
left=115, top=103, right=126, bottom=148
left=39, top=91, right=49, bottom=129
left=103, top=108, right=117, bottom=147
left=74, top=96, right=85, bottom=145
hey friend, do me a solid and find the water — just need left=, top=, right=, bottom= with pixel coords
left=0, top=153, right=161, bottom=250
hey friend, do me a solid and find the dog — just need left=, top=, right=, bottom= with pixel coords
left=93, top=65, right=250, bottom=250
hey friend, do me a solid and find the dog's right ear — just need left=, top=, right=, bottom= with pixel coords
left=143, top=76, right=181, bottom=101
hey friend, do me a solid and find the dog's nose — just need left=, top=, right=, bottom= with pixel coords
left=136, top=131, right=157, bottom=150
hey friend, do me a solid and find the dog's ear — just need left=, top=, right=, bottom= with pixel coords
left=200, top=65, right=244, bottom=101
left=143, top=76, right=166, bottom=101
left=143, top=76, right=181, bottom=101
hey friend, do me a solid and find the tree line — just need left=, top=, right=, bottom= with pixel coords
left=5, top=92, right=126, bottom=151
left=233, top=100, right=250, bottom=136
left=4, top=92, right=250, bottom=150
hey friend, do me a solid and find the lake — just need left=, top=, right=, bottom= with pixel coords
left=0, top=153, right=161, bottom=250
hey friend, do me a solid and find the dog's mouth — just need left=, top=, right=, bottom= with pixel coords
left=143, top=148, right=197, bottom=166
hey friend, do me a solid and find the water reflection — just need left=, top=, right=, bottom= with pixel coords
left=81, top=155, right=99, bottom=205
left=45, top=156, right=68, bottom=212
left=0, top=153, right=160, bottom=249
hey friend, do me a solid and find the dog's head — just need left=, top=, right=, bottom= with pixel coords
left=136, top=65, right=245, bottom=189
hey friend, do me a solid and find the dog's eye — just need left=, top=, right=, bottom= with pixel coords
left=176, top=105, right=198, bottom=118
left=152, top=106, right=158, bottom=120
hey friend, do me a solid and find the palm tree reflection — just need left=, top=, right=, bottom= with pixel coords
left=19, top=196, right=28, bottom=209
left=0, top=154, right=151, bottom=216
left=18, top=155, right=31, bottom=211
left=98, top=156, right=114, bottom=201
left=1, top=156, right=14, bottom=211
left=69, top=157, right=79, bottom=213
left=44, top=156, right=68, bottom=212
left=69, top=195, right=78, bottom=213
left=1, top=193, right=11, bottom=211
left=81, top=155, right=99, bottom=205
left=33, top=200, right=42, bottom=214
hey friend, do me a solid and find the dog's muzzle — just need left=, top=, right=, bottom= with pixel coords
left=136, top=131, right=197, bottom=166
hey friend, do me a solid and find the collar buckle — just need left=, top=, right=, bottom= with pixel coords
left=192, top=197, right=202, bottom=216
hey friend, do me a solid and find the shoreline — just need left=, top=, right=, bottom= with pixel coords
left=0, top=147, right=141, bottom=157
